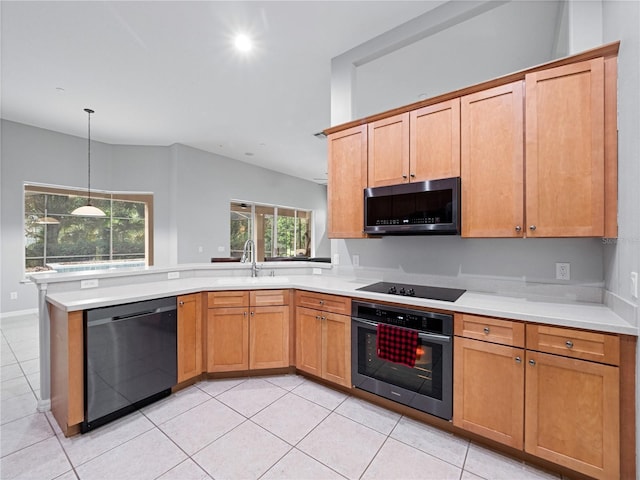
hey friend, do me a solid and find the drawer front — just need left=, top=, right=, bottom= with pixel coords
left=208, top=291, right=249, bottom=308
left=455, top=314, right=525, bottom=347
left=250, top=289, right=290, bottom=307
left=526, top=324, right=620, bottom=366
left=295, top=291, right=351, bottom=315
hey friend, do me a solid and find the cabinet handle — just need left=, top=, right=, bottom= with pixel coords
left=402, top=174, right=408, bottom=179
left=515, top=225, right=522, bottom=232
left=529, top=225, right=537, bottom=231
left=410, top=173, right=416, bottom=178
left=179, top=301, right=184, bottom=306
left=529, top=359, right=536, bottom=366
left=321, top=316, right=326, bottom=321
left=565, top=340, right=574, bottom=348
left=316, top=315, right=321, bottom=320
left=483, top=327, right=490, bottom=334
left=250, top=311, right=255, bottom=316
left=319, top=300, right=324, bottom=306
left=515, top=356, right=522, bottom=363
left=243, top=311, right=247, bottom=316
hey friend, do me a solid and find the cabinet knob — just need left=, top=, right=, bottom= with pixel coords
left=321, top=316, right=326, bottom=321
left=529, top=225, right=537, bottom=231
left=316, top=315, right=321, bottom=320
left=565, top=340, right=574, bottom=348
left=515, top=225, right=522, bottom=232
left=179, top=301, right=184, bottom=306
left=529, top=359, right=536, bottom=366
left=483, top=327, right=490, bottom=334
left=251, top=311, right=255, bottom=316
left=410, top=173, right=416, bottom=178
left=243, top=311, right=247, bottom=316
left=402, top=174, right=408, bottom=179
left=319, top=300, right=324, bottom=305
left=515, top=356, right=522, bottom=363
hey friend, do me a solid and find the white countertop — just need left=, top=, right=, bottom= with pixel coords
left=45, top=274, right=637, bottom=336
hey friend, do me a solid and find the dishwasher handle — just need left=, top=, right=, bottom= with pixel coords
left=88, top=304, right=176, bottom=327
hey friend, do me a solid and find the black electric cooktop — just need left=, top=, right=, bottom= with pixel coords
left=356, top=281, right=466, bottom=302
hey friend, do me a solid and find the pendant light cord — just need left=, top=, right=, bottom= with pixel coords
left=85, top=108, right=94, bottom=206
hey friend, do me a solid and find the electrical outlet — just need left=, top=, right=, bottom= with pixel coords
left=198, top=246, right=203, bottom=253
left=80, top=279, right=99, bottom=289
left=167, top=272, right=180, bottom=280
left=352, top=255, right=360, bottom=267
left=218, top=246, right=225, bottom=252
left=10, top=292, right=17, bottom=300
left=555, top=263, right=570, bottom=281
left=631, top=272, right=638, bottom=299
left=333, top=253, right=340, bottom=265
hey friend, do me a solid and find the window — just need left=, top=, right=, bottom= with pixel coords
left=230, top=201, right=311, bottom=261
left=24, top=184, right=153, bottom=273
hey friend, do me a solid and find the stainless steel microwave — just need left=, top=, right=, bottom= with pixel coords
left=364, top=177, right=460, bottom=235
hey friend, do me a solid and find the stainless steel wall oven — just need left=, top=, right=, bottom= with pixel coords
left=351, top=301, right=453, bottom=420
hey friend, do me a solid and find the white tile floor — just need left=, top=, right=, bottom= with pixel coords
left=1, top=313, right=564, bottom=480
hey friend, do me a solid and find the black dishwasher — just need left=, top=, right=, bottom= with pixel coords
left=82, top=296, right=177, bottom=432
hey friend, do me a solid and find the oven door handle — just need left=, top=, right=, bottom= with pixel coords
left=352, top=317, right=451, bottom=344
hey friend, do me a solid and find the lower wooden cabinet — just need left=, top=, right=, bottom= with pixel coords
left=207, top=290, right=290, bottom=373
left=295, top=306, right=351, bottom=387
left=453, top=337, right=524, bottom=449
left=177, top=293, right=203, bottom=382
left=524, top=351, right=620, bottom=480
left=207, top=307, right=249, bottom=372
left=249, top=306, right=290, bottom=369
left=454, top=314, right=626, bottom=480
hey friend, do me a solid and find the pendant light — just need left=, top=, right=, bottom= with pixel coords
left=72, top=108, right=106, bottom=217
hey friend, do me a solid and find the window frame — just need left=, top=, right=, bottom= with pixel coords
left=24, top=183, right=154, bottom=273
left=230, top=200, right=313, bottom=260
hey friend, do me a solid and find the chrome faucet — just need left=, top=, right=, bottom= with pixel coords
left=241, top=239, right=260, bottom=277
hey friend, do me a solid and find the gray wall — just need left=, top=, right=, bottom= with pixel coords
left=0, top=120, right=329, bottom=314
left=602, top=0, right=640, bottom=323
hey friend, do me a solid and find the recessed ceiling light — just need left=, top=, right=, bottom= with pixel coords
left=234, top=34, right=253, bottom=53
left=245, top=152, right=254, bottom=156
left=56, top=87, right=65, bottom=92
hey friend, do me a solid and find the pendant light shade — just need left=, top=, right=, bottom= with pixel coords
left=36, top=216, right=60, bottom=225
left=72, top=108, right=106, bottom=217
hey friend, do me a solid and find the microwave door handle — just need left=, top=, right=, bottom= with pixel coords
left=353, top=317, right=451, bottom=344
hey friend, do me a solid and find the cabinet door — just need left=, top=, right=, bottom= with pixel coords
left=295, top=291, right=351, bottom=316
left=322, top=312, right=351, bottom=388
left=327, top=125, right=368, bottom=238
left=410, top=98, right=460, bottom=181
left=249, top=306, right=290, bottom=370
left=453, top=337, right=524, bottom=449
left=295, top=307, right=322, bottom=377
left=525, top=58, right=605, bottom=237
left=461, top=81, right=524, bottom=237
left=368, top=112, right=410, bottom=187
left=525, top=351, right=619, bottom=479
left=207, top=307, right=249, bottom=372
left=177, top=293, right=202, bottom=383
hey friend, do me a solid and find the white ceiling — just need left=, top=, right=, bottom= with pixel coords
left=1, top=1, right=560, bottom=184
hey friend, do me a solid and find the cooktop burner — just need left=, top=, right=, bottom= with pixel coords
left=356, top=281, right=466, bottom=302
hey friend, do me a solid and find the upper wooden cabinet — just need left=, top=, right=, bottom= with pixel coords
left=326, top=42, right=618, bottom=240
left=327, top=125, right=367, bottom=238
left=525, top=58, right=605, bottom=237
left=461, top=81, right=524, bottom=237
left=410, top=99, right=461, bottom=181
left=368, top=113, right=410, bottom=187
left=368, top=100, right=461, bottom=188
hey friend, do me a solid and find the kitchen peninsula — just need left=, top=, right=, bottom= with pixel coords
left=31, top=262, right=637, bottom=479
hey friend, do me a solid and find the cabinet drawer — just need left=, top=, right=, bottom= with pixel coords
left=295, top=291, right=350, bottom=315
left=526, top=324, right=620, bottom=366
left=455, top=314, right=525, bottom=347
left=250, top=289, right=290, bottom=307
left=208, top=291, right=249, bottom=308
